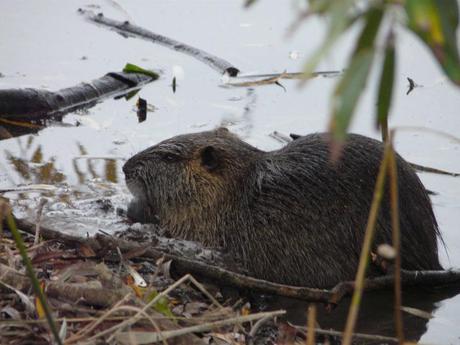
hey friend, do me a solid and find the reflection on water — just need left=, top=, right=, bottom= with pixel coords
left=5, top=146, right=65, bottom=186
left=4, top=138, right=121, bottom=188
left=72, top=143, right=119, bottom=184
left=1, top=0, right=459, bottom=342
left=2, top=138, right=126, bottom=236
left=264, top=287, right=460, bottom=344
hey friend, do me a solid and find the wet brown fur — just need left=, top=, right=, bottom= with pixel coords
left=123, top=128, right=442, bottom=287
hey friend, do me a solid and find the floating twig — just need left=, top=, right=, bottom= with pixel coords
left=410, top=162, right=459, bottom=177
left=78, top=9, right=239, bottom=76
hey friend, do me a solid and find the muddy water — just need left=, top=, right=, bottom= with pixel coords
left=1, top=1, right=460, bottom=342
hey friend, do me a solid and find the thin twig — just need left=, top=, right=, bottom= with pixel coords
left=65, top=294, right=132, bottom=343
left=186, top=274, right=223, bottom=309
left=342, top=144, right=391, bottom=345
left=225, top=72, right=288, bottom=87
left=114, top=310, right=286, bottom=345
left=34, top=198, right=48, bottom=245
left=306, top=304, right=317, bottom=345
left=409, top=162, right=459, bottom=177
left=104, top=305, right=168, bottom=345
left=249, top=315, right=271, bottom=338
left=85, top=274, right=195, bottom=342
left=293, top=324, right=399, bottom=343
left=394, top=126, right=460, bottom=144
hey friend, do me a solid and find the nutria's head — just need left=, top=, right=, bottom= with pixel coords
left=123, top=128, right=261, bottom=242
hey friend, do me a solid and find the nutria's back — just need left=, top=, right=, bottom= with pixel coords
left=123, top=128, right=442, bottom=287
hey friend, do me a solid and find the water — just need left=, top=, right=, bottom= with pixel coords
left=1, top=1, right=459, bottom=342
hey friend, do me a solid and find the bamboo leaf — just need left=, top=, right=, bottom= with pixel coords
left=303, top=0, right=357, bottom=77
left=405, top=0, right=460, bottom=85
left=330, top=7, right=383, bottom=142
left=330, top=51, right=373, bottom=140
left=146, top=290, right=175, bottom=320
left=376, top=30, right=395, bottom=131
left=123, top=63, right=159, bottom=80
left=244, top=0, right=258, bottom=8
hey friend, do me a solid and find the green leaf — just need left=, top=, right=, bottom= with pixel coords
left=307, top=0, right=336, bottom=15
left=405, top=0, right=460, bottom=85
left=146, top=290, right=175, bottom=320
left=123, top=63, right=159, bottom=80
left=244, top=0, right=258, bottom=8
left=376, top=30, right=395, bottom=131
left=303, top=0, right=357, bottom=77
left=331, top=51, right=373, bottom=140
left=330, top=7, right=383, bottom=141
left=3, top=210, right=62, bottom=345
left=124, top=89, right=140, bottom=101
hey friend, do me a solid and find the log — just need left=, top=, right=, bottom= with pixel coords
left=78, top=9, right=240, bottom=76
left=0, top=71, right=157, bottom=121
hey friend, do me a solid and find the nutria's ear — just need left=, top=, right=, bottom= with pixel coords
left=200, top=146, right=220, bottom=171
left=216, top=127, right=229, bottom=135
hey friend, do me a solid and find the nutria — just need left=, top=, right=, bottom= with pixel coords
left=123, top=128, right=442, bottom=287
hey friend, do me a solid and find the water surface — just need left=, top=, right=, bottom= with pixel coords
left=1, top=1, right=459, bottom=343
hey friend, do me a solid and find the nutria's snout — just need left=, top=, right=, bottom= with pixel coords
left=123, top=156, right=157, bottom=223
left=123, top=157, right=147, bottom=197
left=122, top=158, right=138, bottom=177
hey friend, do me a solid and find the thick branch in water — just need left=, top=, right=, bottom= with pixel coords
left=0, top=71, right=156, bottom=121
left=78, top=9, right=240, bottom=77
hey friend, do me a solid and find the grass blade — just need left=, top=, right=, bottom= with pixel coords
left=342, top=143, right=391, bottom=345
left=302, top=0, right=357, bottom=78
left=330, top=7, right=383, bottom=143
left=4, top=210, right=63, bottom=345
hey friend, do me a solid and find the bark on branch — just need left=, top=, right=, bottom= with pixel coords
left=78, top=9, right=239, bottom=76
left=7, top=217, right=460, bottom=307
left=0, top=71, right=156, bottom=121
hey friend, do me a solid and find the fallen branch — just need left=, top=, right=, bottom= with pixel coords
left=328, top=270, right=460, bottom=306
left=234, top=70, right=341, bottom=80
left=8, top=217, right=460, bottom=306
left=79, top=9, right=239, bottom=77
left=0, top=70, right=157, bottom=121
left=9, top=218, right=334, bottom=303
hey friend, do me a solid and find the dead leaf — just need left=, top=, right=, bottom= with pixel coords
left=0, top=280, right=35, bottom=315
left=1, top=306, right=21, bottom=319
left=78, top=243, right=96, bottom=257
